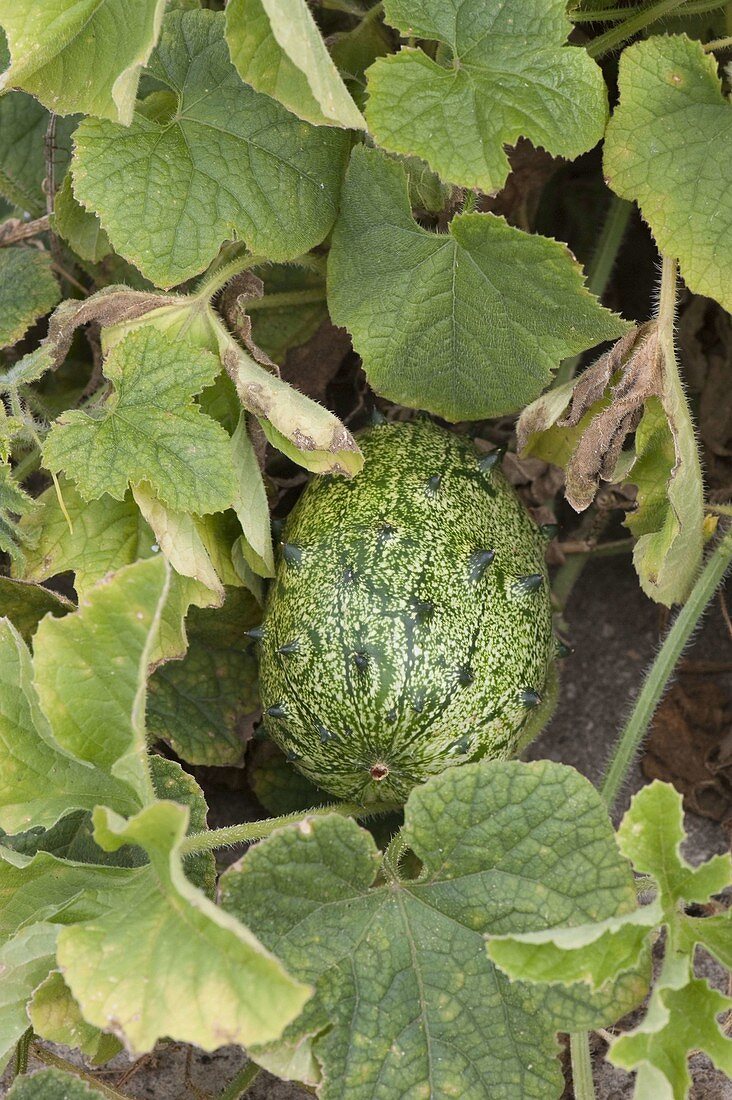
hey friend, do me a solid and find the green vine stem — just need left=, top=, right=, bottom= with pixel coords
left=586, top=0, right=692, bottom=58
left=703, top=34, right=732, bottom=51
left=240, top=287, right=326, bottom=311
left=192, top=248, right=266, bottom=302
left=570, top=1031, right=596, bottom=1100
left=553, top=196, right=632, bottom=387
left=217, top=1061, right=262, bottom=1100
left=31, top=1045, right=132, bottom=1100
left=180, top=800, right=400, bottom=856
left=601, top=523, right=732, bottom=809
left=573, top=0, right=726, bottom=20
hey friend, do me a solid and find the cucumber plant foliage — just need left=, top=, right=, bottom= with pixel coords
left=0, top=1, right=730, bottom=1098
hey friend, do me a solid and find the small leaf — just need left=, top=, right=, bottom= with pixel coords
left=610, top=979, right=732, bottom=1099
left=52, top=174, right=111, bottom=263
left=58, top=800, right=312, bottom=1053
left=147, top=588, right=260, bottom=766
left=328, top=147, right=629, bottom=420
left=0, top=0, right=166, bottom=125
left=0, top=576, right=73, bottom=641
left=616, top=781, right=732, bottom=908
left=29, top=971, right=122, bottom=1065
left=230, top=413, right=275, bottom=578
left=43, top=326, right=235, bottom=515
left=7, top=1068, right=111, bottom=1098
left=222, top=761, right=642, bottom=1098
left=365, top=0, right=607, bottom=190
left=0, top=923, right=58, bottom=1072
left=0, top=248, right=60, bottom=348
left=226, top=0, right=365, bottom=129
left=71, top=10, right=349, bottom=287
left=604, top=35, right=732, bottom=312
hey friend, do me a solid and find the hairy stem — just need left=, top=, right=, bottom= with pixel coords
left=704, top=34, right=732, bottom=50
left=573, top=0, right=725, bottom=20
left=586, top=0, right=691, bottom=57
left=570, top=1032, right=596, bottom=1100
left=217, top=1061, right=262, bottom=1100
left=601, top=524, right=732, bottom=809
left=193, top=247, right=266, bottom=302
left=554, top=196, right=632, bottom=387
left=180, top=800, right=401, bottom=855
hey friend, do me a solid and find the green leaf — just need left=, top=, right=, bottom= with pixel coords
left=57, top=800, right=312, bottom=1053
left=616, top=780, right=732, bottom=909
left=0, top=464, right=37, bottom=569
left=488, top=901, right=661, bottom=989
left=0, top=75, right=75, bottom=215
left=604, top=35, right=732, bottom=313
left=147, top=588, right=260, bottom=766
left=0, top=923, right=58, bottom=1072
left=364, top=0, right=607, bottom=191
left=225, top=0, right=364, bottom=129
left=71, top=10, right=349, bottom=287
left=0, top=618, right=136, bottom=832
left=611, top=979, right=732, bottom=1100
left=0, top=0, right=166, bottom=125
left=230, top=413, right=274, bottom=578
left=32, top=557, right=169, bottom=804
left=248, top=265, right=327, bottom=367
left=43, top=326, right=235, bottom=515
left=16, top=480, right=154, bottom=596
left=29, top=971, right=122, bottom=1064
left=6, top=1068, right=110, bottom=1098
left=221, top=760, right=641, bottom=1098
left=0, top=248, right=59, bottom=348
left=248, top=742, right=327, bottom=816
left=52, top=174, right=111, bottom=263
left=0, top=577, right=73, bottom=642
left=328, top=147, right=629, bottom=420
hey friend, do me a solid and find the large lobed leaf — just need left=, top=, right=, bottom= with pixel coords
left=71, top=10, right=349, bottom=287
left=604, top=35, right=732, bottom=313
left=365, top=0, right=608, bottom=191
left=222, top=760, right=647, bottom=1099
left=328, top=147, right=629, bottom=420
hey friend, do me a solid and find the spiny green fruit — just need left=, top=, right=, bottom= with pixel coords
left=258, top=419, right=557, bottom=802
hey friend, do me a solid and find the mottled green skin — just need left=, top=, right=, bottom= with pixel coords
left=259, top=420, right=555, bottom=802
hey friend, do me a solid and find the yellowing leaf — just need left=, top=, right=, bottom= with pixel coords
left=0, top=0, right=165, bottom=125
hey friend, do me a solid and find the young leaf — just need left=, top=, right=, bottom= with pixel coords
left=328, top=148, right=629, bottom=420
left=0, top=923, right=58, bottom=1072
left=71, top=10, right=349, bottom=288
left=604, top=35, right=732, bottom=313
left=611, top=979, right=732, bottom=1099
left=0, top=0, right=166, bottom=125
left=29, top=971, right=123, bottom=1064
left=0, top=248, right=60, bottom=348
left=230, top=413, right=275, bottom=578
left=52, top=174, right=111, bottom=263
left=517, top=325, right=704, bottom=606
left=7, top=1068, right=114, bottom=1098
left=365, top=0, right=607, bottom=191
left=147, top=588, right=260, bottom=766
left=225, top=0, right=365, bottom=129
left=221, top=760, right=643, bottom=1098
left=0, top=577, right=73, bottom=642
left=0, top=464, right=37, bottom=570
left=57, top=800, right=312, bottom=1053
left=43, top=326, right=235, bottom=515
